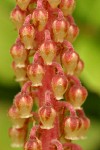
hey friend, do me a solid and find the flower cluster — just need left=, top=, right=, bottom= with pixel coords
left=9, top=0, right=90, bottom=149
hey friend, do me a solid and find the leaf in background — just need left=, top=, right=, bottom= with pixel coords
left=74, top=0, right=100, bottom=27
left=74, top=33, right=100, bottom=95
left=74, top=0, right=100, bottom=94
left=0, top=1, right=17, bottom=85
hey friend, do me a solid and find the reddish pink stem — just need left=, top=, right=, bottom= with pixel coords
left=45, top=90, right=52, bottom=104
left=52, top=62, right=64, bottom=75
left=45, top=30, right=51, bottom=41
left=21, top=81, right=32, bottom=93
left=29, top=125, right=39, bottom=139
left=56, top=101, right=76, bottom=117
left=37, top=65, right=59, bottom=150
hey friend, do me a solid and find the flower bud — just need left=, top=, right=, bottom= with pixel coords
left=14, top=92, right=33, bottom=118
left=60, top=0, right=75, bottom=16
left=10, top=6, right=26, bottom=30
left=39, top=30, right=57, bottom=65
left=74, top=59, right=84, bottom=77
left=27, top=63, right=44, bottom=86
left=38, top=104, right=56, bottom=129
left=66, top=24, right=79, bottom=43
left=78, top=117, right=90, bottom=139
left=51, top=74, right=68, bottom=100
left=9, top=127, right=27, bottom=147
left=32, top=0, right=48, bottom=31
left=47, top=0, right=61, bottom=8
left=19, top=24, right=35, bottom=49
left=12, top=61, right=27, bottom=82
left=64, top=116, right=80, bottom=140
left=8, top=105, right=26, bottom=128
left=67, top=85, right=88, bottom=109
left=16, top=0, right=31, bottom=10
left=10, top=41, right=27, bottom=68
left=24, top=137, right=42, bottom=150
left=62, top=49, right=79, bottom=75
left=52, top=11, right=69, bottom=42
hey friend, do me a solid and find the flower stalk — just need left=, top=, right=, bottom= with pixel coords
left=9, top=0, right=90, bottom=149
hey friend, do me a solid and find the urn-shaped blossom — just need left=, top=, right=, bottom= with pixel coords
left=10, top=40, right=27, bottom=68
left=64, top=116, right=80, bottom=140
left=10, top=6, right=26, bottom=30
left=14, top=92, right=33, bottom=118
left=27, top=63, right=45, bottom=86
left=52, top=11, right=69, bottom=42
left=24, top=137, right=42, bottom=150
left=74, top=59, right=84, bottom=77
left=39, top=30, right=57, bottom=65
left=9, top=127, right=27, bottom=147
left=60, top=0, right=75, bottom=16
left=77, top=116, right=90, bottom=139
left=38, top=103, right=56, bottom=129
left=66, top=24, right=79, bottom=43
left=67, top=85, right=88, bottom=109
left=51, top=74, right=68, bottom=100
left=19, top=23, right=35, bottom=49
left=12, top=61, right=27, bottom=82
left=32, top=0, right=48, bottom=31
left=62, top=49, right=79, bottom=75
left=8, top=105, right=26, bottom=128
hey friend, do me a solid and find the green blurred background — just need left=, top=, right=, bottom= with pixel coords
left=0, top=0, right=100, bottom=150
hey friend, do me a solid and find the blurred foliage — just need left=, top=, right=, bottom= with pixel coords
left=74, top=0, right=100, bottom=95
left=0, top=0, right=100, bottom=150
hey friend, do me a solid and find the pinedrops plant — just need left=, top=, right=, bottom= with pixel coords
left=8, top=0, right=90, bottom=149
